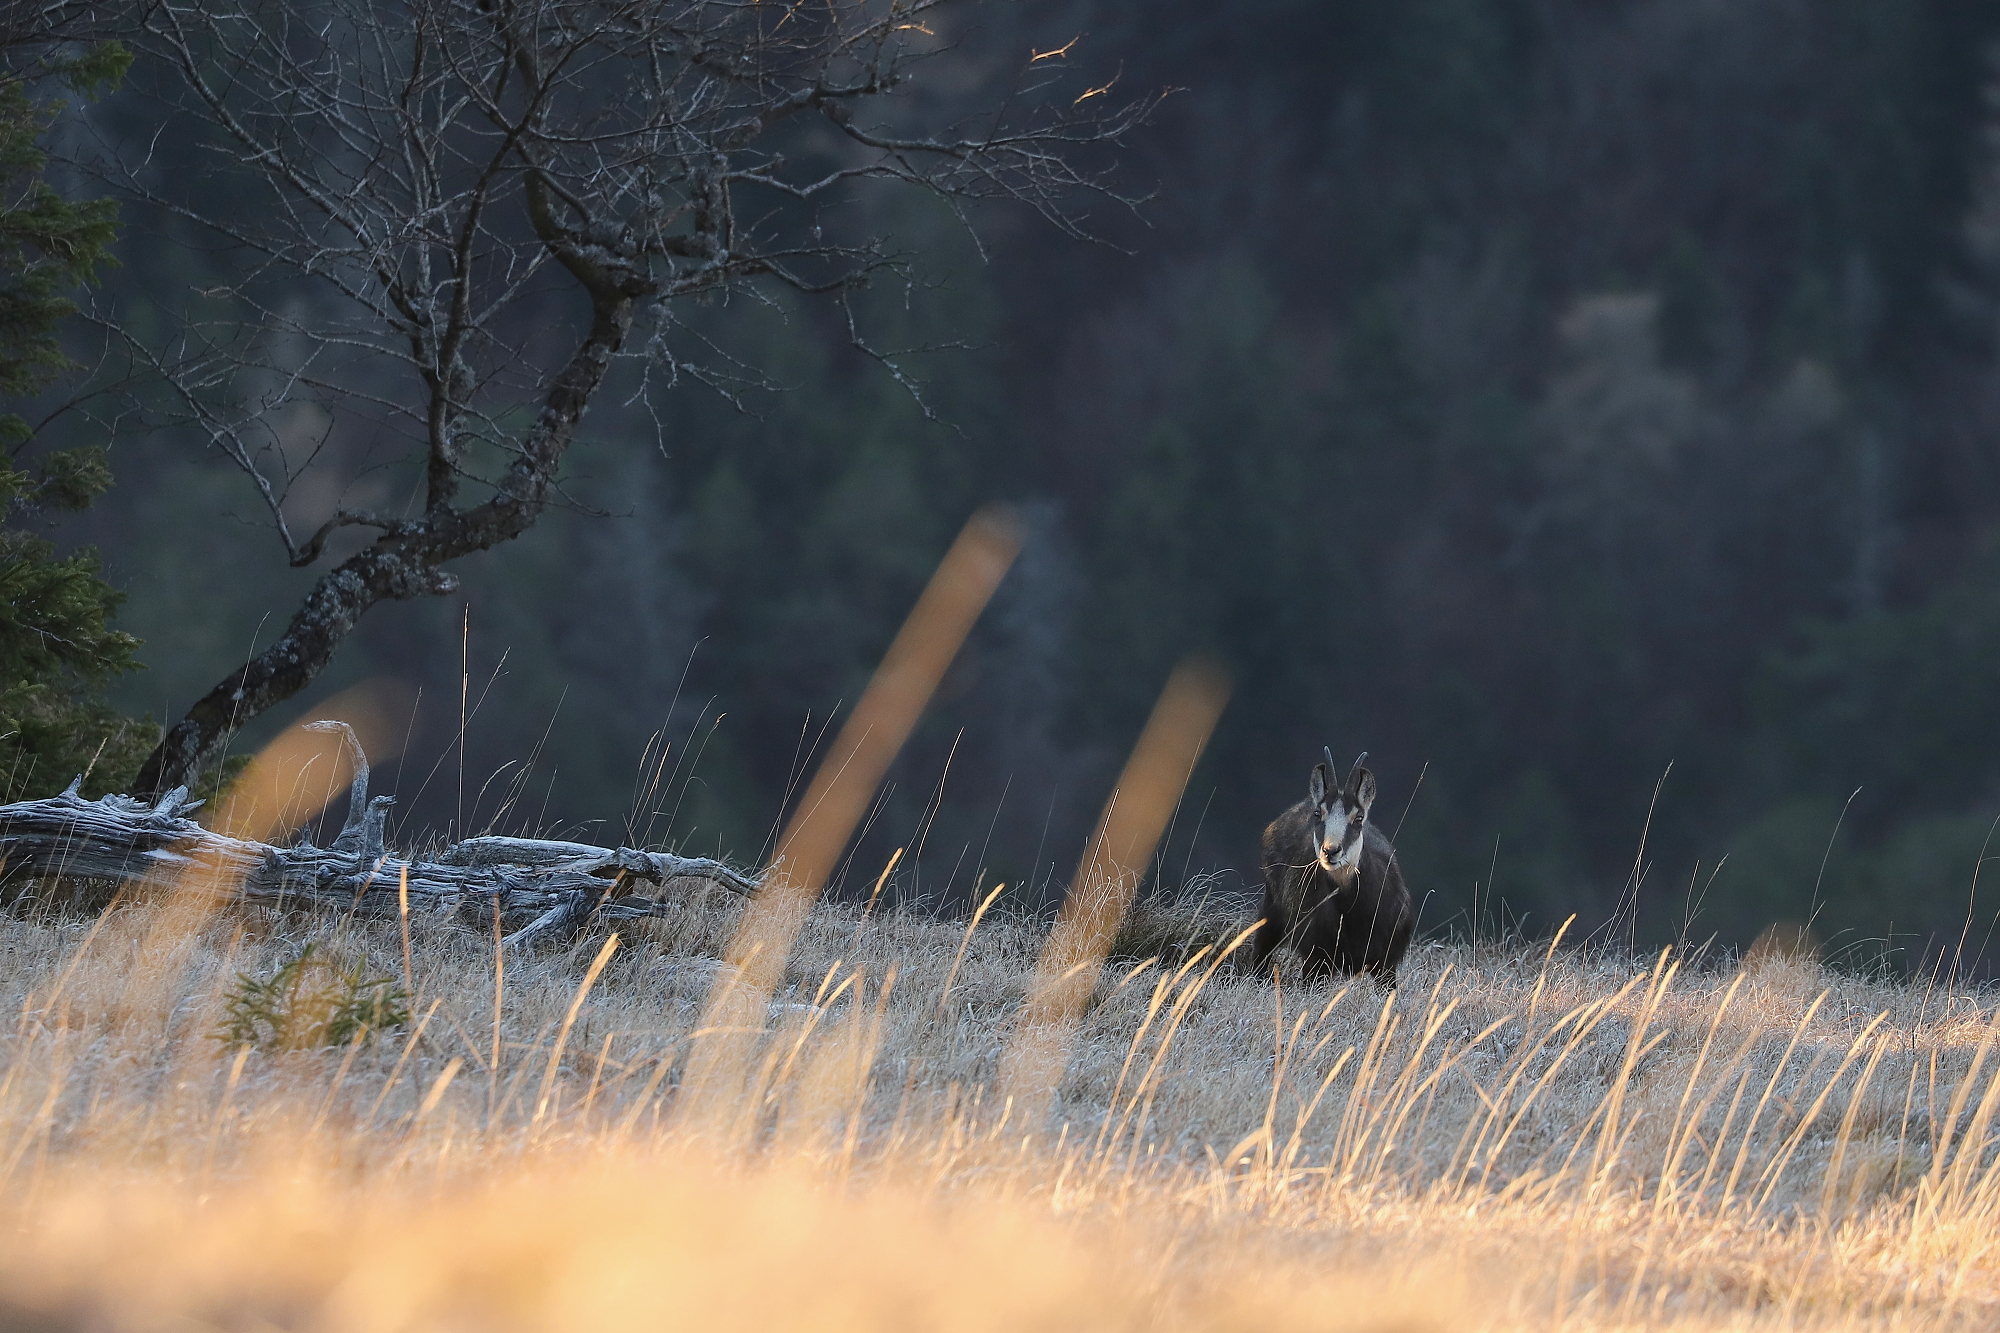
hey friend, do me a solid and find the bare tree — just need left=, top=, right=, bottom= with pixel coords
left=101, top=0, right=1153, bottom=797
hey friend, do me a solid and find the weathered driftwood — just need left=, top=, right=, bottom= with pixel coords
left=0, top=724, right=759, bottom=948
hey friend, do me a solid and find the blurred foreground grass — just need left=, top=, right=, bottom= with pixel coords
left=0, top=879, right=1997, bottom=1331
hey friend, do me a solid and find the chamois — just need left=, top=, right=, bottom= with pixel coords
left=1252, top=748, right=1413, bottom=987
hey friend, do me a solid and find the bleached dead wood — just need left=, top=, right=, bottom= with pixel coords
left=0, top=725, right=759, bottom=948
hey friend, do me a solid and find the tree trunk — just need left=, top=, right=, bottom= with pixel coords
left=132, top=294, right=639, bottom=799
left=132, top=547, right=455, bottom=798
left=10, top=729, right=757, bottom=948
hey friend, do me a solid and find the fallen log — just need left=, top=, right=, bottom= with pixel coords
left=0, top=723, right=760, bottom=948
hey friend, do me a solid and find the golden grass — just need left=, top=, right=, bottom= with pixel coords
left=2, top=881, right=1999, bottom=1331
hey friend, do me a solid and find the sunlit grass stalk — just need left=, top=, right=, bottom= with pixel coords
left=310, top=1024, right=372, bottom=1136
left=1474, top=978, right=1648, bottom=1193
left=1686, top=1034, right=1770, bottom=1205
left=1751, top=1012, right=1888, bottom=1213
left=365, top=1000, right=443, bottom=1129
left=1583, top=949, right=1676, bottom=1194
left=1091, top=949, right=1207, bottom=1167
left=1924, top=1017, right=2000, bottom=1216
left=835, top=967, right=897, bottom=1182
left=195, top=1043, right=250, bottom=1188
left=1820, top=1026, right=1896, bottom=1218
left=937, top=880, right=1006, bottom=1017
left=1447, top=995, right=1590, bottom=1187
left=1326, top=991, right=1402, bottom=1187
left=1356, top=990, right=1466, bottom=1188
left=489, top=893, right=504, bottom=1129
left=1649, top=973, right=1747, bottom=1218
left=533, top=934, right=622, bottom=1128
left=1717, top=991, right=1829, bottom=1213
left=1112, top=928, right=1254, bottom=1174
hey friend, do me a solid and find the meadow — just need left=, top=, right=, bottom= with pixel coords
left=0, top=865, right=1997, bottom=1333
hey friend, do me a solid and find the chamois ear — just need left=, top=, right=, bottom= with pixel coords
left=1349, top=766, right=1378, bottom=819
left=1308, top=763, right=1329, bottom=808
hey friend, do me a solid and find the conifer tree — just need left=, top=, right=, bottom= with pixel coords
left=0, top=39, right=145, bottom=800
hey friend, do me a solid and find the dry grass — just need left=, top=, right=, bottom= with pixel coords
left=2, top=877, right=1999, bottom=1331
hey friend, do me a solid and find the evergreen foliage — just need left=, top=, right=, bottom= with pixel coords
left=0, top=39, right=145, bottom=802
left=212, top=944, right=410, bottom=1051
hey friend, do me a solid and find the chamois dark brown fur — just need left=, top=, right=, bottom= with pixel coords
left=1252, top=749, right=1413, bottom=988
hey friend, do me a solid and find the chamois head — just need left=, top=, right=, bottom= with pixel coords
left=1307, top=747, right=1377, bottom=877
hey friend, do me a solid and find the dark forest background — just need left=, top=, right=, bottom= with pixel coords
left=27, top=0, right=2000, bottom=968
